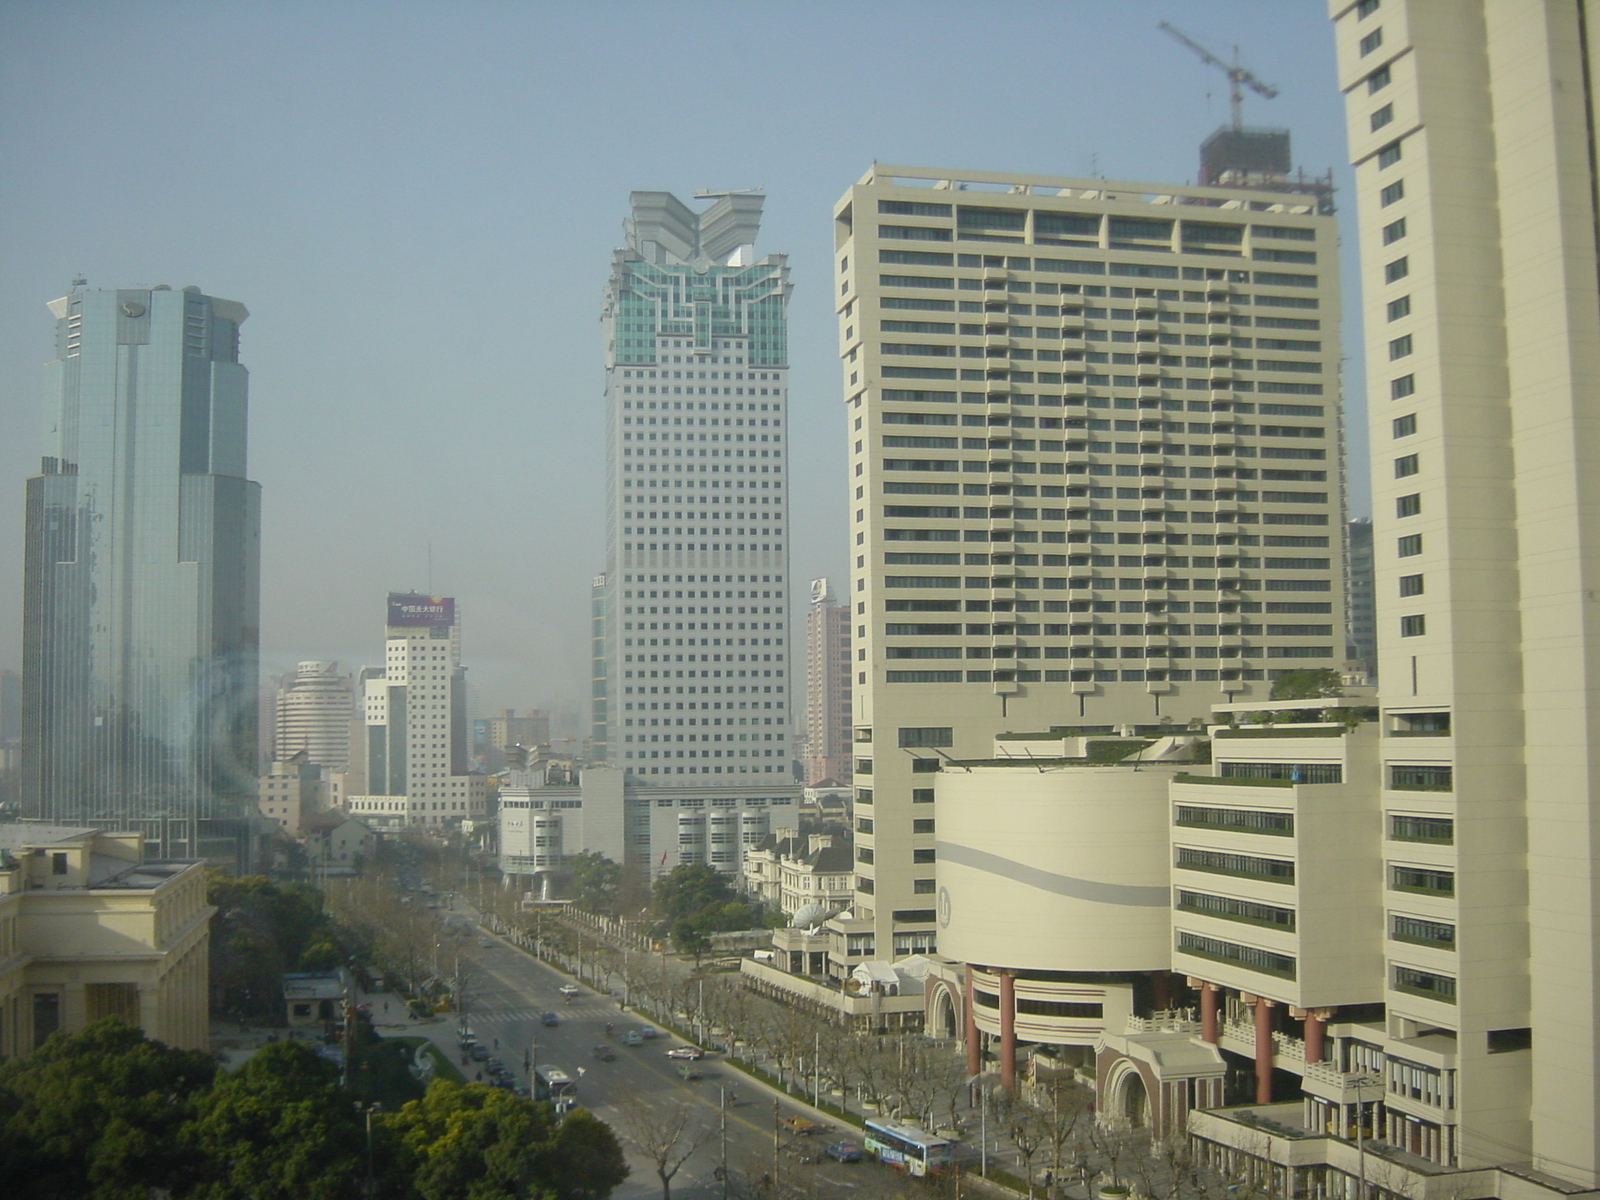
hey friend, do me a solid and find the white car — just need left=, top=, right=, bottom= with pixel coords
left=665, top=1046, right=705, bottom=1060
left=558, top=984, right=581, bottom=998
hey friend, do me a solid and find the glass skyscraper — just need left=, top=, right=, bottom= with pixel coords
left=591, top=191, right=798, bottom=875
left=21, top=285, right=261, bottom=863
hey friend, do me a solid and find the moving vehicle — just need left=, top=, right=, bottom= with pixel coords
left=623, top=1030, right=643, bottom=1047
left=676, top=1063, right=703, bottom=1081
left=862, top=1119, right=955, bottom=1176
left=824, top=1141, right=863, bottom=1163
left=540, top=1011, right=560, bottom=1027
left=558, top=984, right=581, bottom=998
left=636, top=1025, right=658, bottom=1040
left=783, top=1115, right=820, bottom=1136
left=665, top=1046, right=704, bottom=1060
left=590, top=1044, right=616, bottom=1062
left=533, top=1064, right=576, bottom=1105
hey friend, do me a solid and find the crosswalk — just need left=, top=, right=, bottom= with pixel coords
left=463, top=1001, right=618, bottom=1028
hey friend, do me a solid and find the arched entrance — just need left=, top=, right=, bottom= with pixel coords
left=1101, top=1060, right=1152, bottom=1130
left=932, top=986, right=958, bottom=1039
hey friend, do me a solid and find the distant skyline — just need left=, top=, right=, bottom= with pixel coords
left=0, top=0, right=1360, bottom=719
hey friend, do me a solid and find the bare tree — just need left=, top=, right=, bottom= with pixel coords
left=614, top=1096, right=716, bottom=1200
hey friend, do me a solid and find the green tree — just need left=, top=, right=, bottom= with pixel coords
left=565, top=851, right=622, bottom=915
left=1268, top=668, right=1344, bottom=701
left=651, top=862, right=736, bottom=926
left=670, top=919, right=713, bottom=965
left=186, top=1039, right=366, bottom=1200
left=0, top=1018, right=217, bottom=1200
left=382, top=1078, right=628, bottom=1200
left=209, top=874, right=338, bottom=1018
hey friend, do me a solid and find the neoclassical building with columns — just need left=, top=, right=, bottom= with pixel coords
left=0, top=825, right=212, bottom=1056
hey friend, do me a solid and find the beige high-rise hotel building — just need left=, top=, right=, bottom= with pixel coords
left=834, top=164, right=1345, bottom=963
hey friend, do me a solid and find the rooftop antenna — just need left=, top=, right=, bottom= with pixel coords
left=71, top=274, right=87, bottom=288
left=1158, top=21, right=1279, bottom=130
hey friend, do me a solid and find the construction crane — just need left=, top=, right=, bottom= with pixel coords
left=1159, top=21, right=1279, bottom=130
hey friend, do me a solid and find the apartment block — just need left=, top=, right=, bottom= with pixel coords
left=801, top=578, right=853, bottom=784
left=836, top=164, right=1345, bottom=963
left=346, top=594, right=485, bottom=828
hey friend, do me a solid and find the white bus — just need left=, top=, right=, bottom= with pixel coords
left=862, top=1118, right=955, bottom=1176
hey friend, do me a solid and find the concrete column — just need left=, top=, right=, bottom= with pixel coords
left=964, top=965, right=981, bottom=1077
left=1199, top=982, right=1220, bottom=1043
left=1253, top=997, right=1274, bottom=1104
left=1304, top=1010, right=1326, bottom=1065
left=999, top=970, right=1017, bottom=1093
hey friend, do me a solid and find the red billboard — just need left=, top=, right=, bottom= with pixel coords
left=387, top=593, right=455, bottom=628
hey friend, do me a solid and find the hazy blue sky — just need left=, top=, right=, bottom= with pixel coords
left=0, top=0, right=1361, bottom=734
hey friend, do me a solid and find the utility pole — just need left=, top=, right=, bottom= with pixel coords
left=772, top=1098, right=781, bottom=1191
left=720, top=1086, right=730, bottom=1200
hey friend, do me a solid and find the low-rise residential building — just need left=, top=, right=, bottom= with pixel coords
left=741, top=830, right=853, bottom=919
left=300, top=814, right=374, bottom=877
left=0, top=824, right=212, bottom=1055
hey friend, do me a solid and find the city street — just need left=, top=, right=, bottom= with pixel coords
left=374, top=921, right=878, bottom=1199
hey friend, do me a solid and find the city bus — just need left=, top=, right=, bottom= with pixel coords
left=534, top=1065, right=577, bottom=1110
left=862, top=1118, right=955, bottom=1176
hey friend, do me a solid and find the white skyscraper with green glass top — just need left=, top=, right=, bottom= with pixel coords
left=591, top=191, right=798, bottom=878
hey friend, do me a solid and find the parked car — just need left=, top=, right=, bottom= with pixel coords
left=591, top=1044, right=616, bottom=1062
left=823, top=1140, right=862, bottom=1163
left=540, top=1012, right=560, bottom=1027
left=469, top=1045, right=490, bottom=1062
left=665, top=1046, right=704, bottom=1060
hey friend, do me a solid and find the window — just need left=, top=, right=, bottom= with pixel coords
left=1360, top=28, right=1385, bottom=55
left=1175, top=806, right=1294, bottom=836
left=913, top=878, right=936, bottom=894
left=1395, top=453, right=1419, bottom=477
left=1380, top=179, right=1405, bottom=206
left=1358, top=0, right=1381, bottom=17
left=1391, top=373, right=1416, bottom=399
left=912, top=819, right=935, bottom=834
left=1177, top=932, right=1296, bottom=980
left=1400, top=614, right=1427, bottom=637
left=1385, top=256, right=1410, bottom=283
left=51, top=853, right=68, bottom=875
left=1393, top=965, right=1456, bottom=1003
left=913, top=848, right=936, bottom=863
left=1382, top=217, right=1407, bottom=244
left=1393, top=413, right=1417, bottom=437
left=1371, top=104, right=1395, bottom=131
left=898, top=727, right=952, bottom=748
left=1399, top=573, right=1424, bottom=596
left=1392, top=914, right=1456, bottom=949
left=1397, top=534, right=1423, bottom=556
left=1176, top=890, right=1297, bottom=931
left=1175, top=847, right=1295, bottom=883
left=1367, top=62, right=1391, bottom=92
left=1377, top=139, right=1402, bottom=167
left=1389, top=334, right=1413, bottom=359
left=1391, top=764, right=1453, bottom=790
left=1388, top=295, right=1411, bottom=321
left=1397, top=493, right=1421, bottom=517
left=1391, top=864, right=1455, bottom=895
left=1391, top=813, right=1452, bottom=842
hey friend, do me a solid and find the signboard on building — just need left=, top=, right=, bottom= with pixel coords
left=810, top=578, right=831, bottom=605
left=387, top=593, right=455, bottom=628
